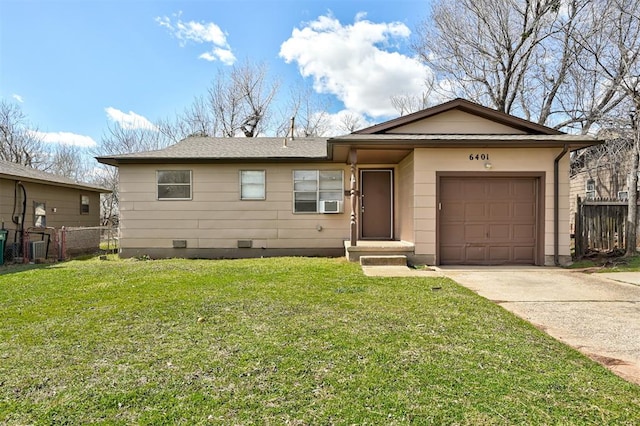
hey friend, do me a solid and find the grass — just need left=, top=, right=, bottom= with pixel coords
left=1, top=256, right=639, bottom=424
left=568, top=254, right=640, bottom=271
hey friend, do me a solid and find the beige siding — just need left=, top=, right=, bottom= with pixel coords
left=387, top=110, right=528, bottom=135
left=0, top=177, right=101, bottom=246
left=411, top=147, right=570, bottom=265
left=396, top=152, right=415, bottom=242
left=118, top=163, right=351, bottom=254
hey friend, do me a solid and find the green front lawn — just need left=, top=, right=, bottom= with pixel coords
left=1, top=257, right=638, bottom=424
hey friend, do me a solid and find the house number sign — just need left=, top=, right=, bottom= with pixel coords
left=469, top=154, right=490, bottom=161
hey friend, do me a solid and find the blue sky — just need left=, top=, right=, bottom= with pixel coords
left=0, top=0, right=432, bottom=150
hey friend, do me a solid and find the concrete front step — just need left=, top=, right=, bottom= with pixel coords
left=360, top=255, right=407, bottom=266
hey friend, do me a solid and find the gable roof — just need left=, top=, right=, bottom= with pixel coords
left=0, top=159, right=109, bottom=192
left=97, top=137, right=328, bottom=166
left=96, top=98, right=600, bottom=167
left=354, top=98, right=564, bottom=135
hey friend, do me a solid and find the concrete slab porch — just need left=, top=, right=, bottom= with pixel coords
left=344, top=240, right=414, bottom=262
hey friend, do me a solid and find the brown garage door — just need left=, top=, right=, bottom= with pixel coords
left=439, top=177, right=538, bottom=265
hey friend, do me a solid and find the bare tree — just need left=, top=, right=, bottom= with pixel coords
left=337, top=112, right=366, bottom=134
left=93, top=122, right=174, bottom=226
left=571, top=0, right=640, bottom=253
left=275, top=84, right=331, bottom=137
left=391, top=92, right=434, bottom=117
left=413, top=0, right=639, bottom=134
left=414, top=0, right=562, bottom=117
left=98, top=122, right=171, bottom=156
left=46, top=144, right=91, bottom=182
left=199, top=60, right=279, bottom=137
left=0, top=100, right=45, bottom=167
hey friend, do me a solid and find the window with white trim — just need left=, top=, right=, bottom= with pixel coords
left=293, top=170, right=343, bottom=213
left=240, top=170, right=266, bottom=200
left=157, top=170, right=192, bottom=200
left=585, top=179, right=596, bottom=200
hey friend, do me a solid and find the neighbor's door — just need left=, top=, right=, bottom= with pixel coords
left=360, top=169, right=393, bottom=239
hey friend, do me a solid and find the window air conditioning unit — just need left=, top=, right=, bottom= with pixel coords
left=31, top=240, right=46, bottom=260
left=320, top=200, right=342, bottom=213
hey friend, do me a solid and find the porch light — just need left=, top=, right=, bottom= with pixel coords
left=484, top=162, right=493, bottom=169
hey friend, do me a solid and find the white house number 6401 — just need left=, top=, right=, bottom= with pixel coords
left=469, top=154, right=490, bottom=160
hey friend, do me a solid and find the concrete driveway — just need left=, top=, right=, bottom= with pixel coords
left=437, top=266, right=640, bottom=385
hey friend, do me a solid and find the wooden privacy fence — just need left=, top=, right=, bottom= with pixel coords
left=574, top=197, right=630, bottom=257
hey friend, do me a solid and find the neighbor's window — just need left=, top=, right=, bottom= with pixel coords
left=585, top=179, right=596, bottom=200
left=34, top=201, right=46, bottom=227
left=157, top=170, right=192, bottom=200
left=80, top=195, right=90, bottom=214
left=293, top=170, right=343, bottom=213
left=240, top=170, right=266, bottom=200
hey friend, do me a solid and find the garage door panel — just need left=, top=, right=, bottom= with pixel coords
left=514, top=202, right=536, bottom=219
left=464, top=224, right=486, bottom=240
left=513, top=224, right=535, bottom=239
left=512, top=179, right=535, bottom=199
left=442, top=201, right=465, bottom=220
left=442, top=224, right=464, bottom=243
left=488, top=180, right=511, bottom=199
left=441, top=246, right=464, bottom=263
left=440, top=176, right=538, bottom=265
left=488, top=224, right=510, bottom=239
left=464, top=181, right=487, bottom=199
left=465, top=246, right=486, bottom=262
left=441, top=179, right=462, bottom=198
left=514, top=246, right=535, bottom=262
left=489, top=202, right=510, bottom=218
left=465, top=202, right=487, bottom=219
left=488, top=246, right=510, bottom=263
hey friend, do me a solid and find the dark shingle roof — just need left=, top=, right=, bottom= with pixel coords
left=0, top=159, right=109, bottom=192
left=96, top=137, right=329, bottom=166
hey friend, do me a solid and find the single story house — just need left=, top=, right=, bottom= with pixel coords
left=0, top=159, right=109, bottom=259
left=97, top=98, right=598, bottom=266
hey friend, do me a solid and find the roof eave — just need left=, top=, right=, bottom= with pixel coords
left=96, top=156, right=331, bottom=166
left=0, top=173, right=111, bottom=193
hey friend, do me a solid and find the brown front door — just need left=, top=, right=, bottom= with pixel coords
left=439, top=176, right=538, bottom=265
left=360, top=169, right=393, bottom=239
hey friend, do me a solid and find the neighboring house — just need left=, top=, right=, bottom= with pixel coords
left=569, top=136, right=633, bottom=231
left=97, top=98, right=597, bottom=266
left=0, top=160, right=110, bottom=258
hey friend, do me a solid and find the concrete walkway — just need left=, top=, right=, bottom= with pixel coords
left=363, top=264, right=640, bottom=385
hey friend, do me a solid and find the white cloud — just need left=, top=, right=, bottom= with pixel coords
left=323, top=109, right=376, bottom=136
left=105, top=107, right=158, bottom=131
left=156, top=13, right=236, bottom=65
left=280, top=14, right=433, bottom=118
left=12, top=94, right=24, bottom=103
left=30, top=130, right=97, bottom=148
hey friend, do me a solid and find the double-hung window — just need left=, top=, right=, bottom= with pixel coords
left=80, top=195, right=90, bottom=214
left=293, top=170, right=343, bottom=213
left=157, top=170, right=192, bottom=200
left=240, top=170, right=266, bottom=200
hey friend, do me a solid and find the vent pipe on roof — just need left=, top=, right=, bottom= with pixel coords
left=284, top=116, right=295, bottom=148
left=290, top=116, right=295, bottom=140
